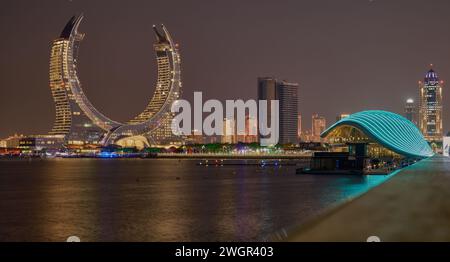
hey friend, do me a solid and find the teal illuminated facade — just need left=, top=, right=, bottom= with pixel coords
left=321, top=110, right=433, bottom=158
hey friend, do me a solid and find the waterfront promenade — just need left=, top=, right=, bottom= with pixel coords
left=288, top=155, right=450, bottom=241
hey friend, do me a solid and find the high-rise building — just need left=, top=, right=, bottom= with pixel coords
left=404, top=98, right=417, bottom=125
left=257, top=77, right=299, bottom=145
left=312, top=114, right=326, bottom=142
left=277, top=81, right=299, bottom=144
left=418, top=66, right=443, bottom=142
left=222, top=114, right=257, bottom=144
left=48, top=15, right=182, bottom=147
left=257, top=77, right=277, bottom=134
left=241, top=114, right=258, bottom=143
left=297, top=114, right=302, bottom=138
left=222, top=118, right=236, bottom=144
left=49, top=15, right=118, bottom=145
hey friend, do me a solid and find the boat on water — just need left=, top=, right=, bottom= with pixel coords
left=197, top=159, right=298, bottom=166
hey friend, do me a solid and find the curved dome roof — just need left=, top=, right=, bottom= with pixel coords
left=321, top=110, right=433, bottom=158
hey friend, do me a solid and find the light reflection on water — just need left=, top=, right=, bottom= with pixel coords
left=0, top=159, right=393, bottom=241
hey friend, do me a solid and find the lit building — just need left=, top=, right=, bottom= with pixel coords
left=219, top=114, right=258, bottom=144
left=312, top=114, right=326, bottom=142
left=404, top=98, right=417, bottom=125
left=322, top=110, right=433, bottom=159
left=298, top=114, right=302, bottom=138
left=186, top=129, right=204, bottom=145
left=222, top=118, right=236, bottom=144
left=300, top=129, right=313, bottom=142
left=237, top=114, right=258, bottom=143
left=1, top=134, right=25, bottom=149
left=114, top=136, right=149, bottom=150
left=126, top=26, right=182, bottom=146
left=104, top=24, right=182, bottom=146
left=18, top=135, right=65, bottom=152
left=0, top=139, right=7, bottom=148
left=336, top=113, right=350, bottom=122
left=247, top=114, right=258, bottom=143
left=257, top=77, right=299, bottom=145
left=207, top=136, right=219, bottom=144
left=48, top=15, right=118, bottom=145
left=418, top=66, right=443, bottom=142
left=48, top=15, right=182, bottom=147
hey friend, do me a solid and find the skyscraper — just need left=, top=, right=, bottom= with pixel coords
left=298, top=114, right=302, bottom=138
left=222, top=117, right=236, bottom=144
left=243, top=114, right=258, bottom=143
left=222, top=114, right=257, bottom=144
left=257, top=77, right=299, bottom=145
left=404, top=98, right=417, bottom=125
left=278, top=81, right=299, bottom=144
left=48, top=15, right=182, bottom=148
left=312, top=114, right=326, bottom=142
left=49, top=15, right=120, bottom=145
left=257, top=77, right=277, bottom=134
left=418, top=66, right=443, bottom=142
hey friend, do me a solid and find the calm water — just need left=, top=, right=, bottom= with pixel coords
left=0, top=159, right=392, bottom=242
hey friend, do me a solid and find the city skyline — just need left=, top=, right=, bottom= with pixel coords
left=2, top=0, right=450, bottom=138
left=2, top=1, right=450, bottom=248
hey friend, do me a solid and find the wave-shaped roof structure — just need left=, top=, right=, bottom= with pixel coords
left=321, top=110, right=433, bottom=158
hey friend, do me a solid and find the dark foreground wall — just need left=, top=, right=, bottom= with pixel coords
left=288, top=155, right=450, bottom=241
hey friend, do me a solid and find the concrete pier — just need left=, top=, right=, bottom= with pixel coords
left=288, top=155, right=450, bottom=241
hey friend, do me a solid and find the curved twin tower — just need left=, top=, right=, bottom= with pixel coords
left=48, top=15, right=181, bottom=147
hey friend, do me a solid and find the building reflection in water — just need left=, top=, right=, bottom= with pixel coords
left=0, top=159, right=392, bottom=241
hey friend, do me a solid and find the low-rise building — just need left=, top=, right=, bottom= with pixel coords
left=18, top=135, right=65, bottom=152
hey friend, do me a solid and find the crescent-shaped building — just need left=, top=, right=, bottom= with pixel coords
left=48, top=15, right=181, bottom=147
left=321, top=110, right=433, bottom=158
left=103, top=24, right=182, bottom=146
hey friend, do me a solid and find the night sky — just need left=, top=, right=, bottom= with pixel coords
left=1, top=0, right=450, bottom=138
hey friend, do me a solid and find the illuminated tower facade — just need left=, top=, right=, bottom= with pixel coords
left=418, top=67, right=443, bottom=142
left=48, top=15, right=121, bottom=145
left=222, top=118, right=236, bottom=144
left=244, top=114, right=258, bottom=143
left=104, top=24, right=182, bottom=146
left=126, top=25, right=182, bottom=145
left=48, top=15, right=182, bottom=147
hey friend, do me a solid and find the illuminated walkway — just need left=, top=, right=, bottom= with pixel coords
left=288, top=155, right=450, bottom=241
